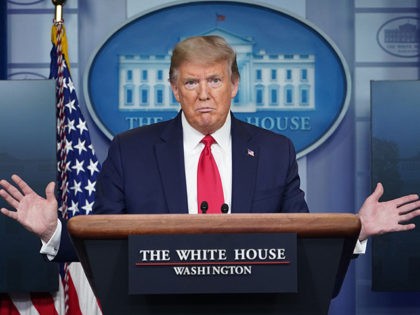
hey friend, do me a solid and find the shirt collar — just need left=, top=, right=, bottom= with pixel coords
left=182, top=111, right=231, bottom=152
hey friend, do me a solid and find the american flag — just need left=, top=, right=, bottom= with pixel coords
left=51, top=25, right=100, bottom=222
left=51, top=20, right=102, bottom=315
left=0, top=22, right=102, bottom=315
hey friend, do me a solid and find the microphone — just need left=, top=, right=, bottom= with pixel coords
left=200, top=201, right=208, bottom=214
left=221, top=203, right=229, bottom=214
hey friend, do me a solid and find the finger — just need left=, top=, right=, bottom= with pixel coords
left=0, top=208, right=18, bottom=221
left=0, top=179, right=24, bottom=202
left=0, top=179, right=8, bottom=189
left=0, top=189, right=20, bottom=209
left=395, top=194, right=420, bottom=209
left=11, top=174, right=36, bottom=196
left=395, top=223, right=416, bottom=232
left=399, top=209, right=420, bottom=222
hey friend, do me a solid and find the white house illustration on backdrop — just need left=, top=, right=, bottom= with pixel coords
left=118, top=28, right=315, bottom=112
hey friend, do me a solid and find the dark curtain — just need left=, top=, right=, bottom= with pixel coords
left=0, top=1, right=6, bottom=80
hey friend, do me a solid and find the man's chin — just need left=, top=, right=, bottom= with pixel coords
left=193, top=120, right=217, bottom=135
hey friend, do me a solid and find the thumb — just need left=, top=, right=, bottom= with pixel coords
left=369, top=182, right=384, bottom=202
left=45, top=181, right=56, bottom=202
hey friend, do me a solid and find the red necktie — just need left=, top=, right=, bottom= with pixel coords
left=197, top=135, right=224, bottom=214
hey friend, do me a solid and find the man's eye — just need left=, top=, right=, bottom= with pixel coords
left=184, top=80, right=198, bottom=90
left=208, top=78, right=222, bottom=88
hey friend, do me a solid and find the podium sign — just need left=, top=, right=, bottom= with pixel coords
left=128, top=233, right=297, bottom=294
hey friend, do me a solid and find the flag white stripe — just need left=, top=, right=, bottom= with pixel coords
left=52, top=276, right=66, bottom=315
left=9, top=293, right=39, bottom=315
left=68, top=263, right=102, bottom=314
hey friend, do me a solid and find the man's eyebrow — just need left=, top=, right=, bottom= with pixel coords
left=182, top=76, right=199, bottom=81
left=207, top=74, right=223, bottom=79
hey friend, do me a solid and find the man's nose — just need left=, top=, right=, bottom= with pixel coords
left=198, top=81, right=210, bottom=100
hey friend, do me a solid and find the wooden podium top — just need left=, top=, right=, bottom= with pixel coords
left=68, top=213, right=361, bottom=239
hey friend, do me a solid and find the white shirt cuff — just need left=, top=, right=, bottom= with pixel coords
left=39, top=219, right=62, bottom=261
left=353, top=238, right=367, bottom=254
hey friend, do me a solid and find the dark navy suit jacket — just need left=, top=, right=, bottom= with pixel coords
left=57, top=112, right=308, bottom=261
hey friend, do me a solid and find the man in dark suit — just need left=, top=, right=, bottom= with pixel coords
left=93, top=112, right=306, bottom=215
left=1, top=35, right=420, bottom=261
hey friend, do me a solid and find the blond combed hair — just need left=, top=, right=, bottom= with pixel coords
left=169, top=35, right=240, bottom=84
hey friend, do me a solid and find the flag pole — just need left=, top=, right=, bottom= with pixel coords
left=51, top=2, right=71, bottom=314
left=52, top=0, right=66, bottom=23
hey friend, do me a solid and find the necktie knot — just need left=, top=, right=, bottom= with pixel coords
left=201, top=135, right=215, bottom=148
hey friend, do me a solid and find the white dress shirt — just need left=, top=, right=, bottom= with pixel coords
left=182, top=111, right=232, bottom=214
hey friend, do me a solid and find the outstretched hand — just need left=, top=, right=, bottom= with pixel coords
left=0, top=174, right=58, bottom=243
left=358, top=182, right=420, bottom=241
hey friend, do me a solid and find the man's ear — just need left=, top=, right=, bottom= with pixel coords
left=231, top=78, right=239, bottom=99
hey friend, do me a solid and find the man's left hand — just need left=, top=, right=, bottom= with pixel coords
left=358, top=182, right=420, bottom=241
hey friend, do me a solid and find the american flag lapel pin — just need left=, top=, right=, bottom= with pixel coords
left=247, top=148, right=255, bottom=157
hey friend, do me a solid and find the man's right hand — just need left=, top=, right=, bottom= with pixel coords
left=0, top=174, right=58, bottom=243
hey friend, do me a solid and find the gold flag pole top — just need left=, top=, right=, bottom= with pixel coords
left=50, top=0, right=70, bottom=71
left=52, top=0, right=66, bottom=23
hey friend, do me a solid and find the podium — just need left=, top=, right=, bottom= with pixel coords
left=68, top=213, right=360, bottom=315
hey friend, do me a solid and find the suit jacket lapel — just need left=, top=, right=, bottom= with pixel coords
left=155, top=113, right=189, bottom=214
left=231, top=115, right=258, bottom=213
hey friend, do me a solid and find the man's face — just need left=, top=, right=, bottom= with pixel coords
left=171, top=60, right=239, bottom=135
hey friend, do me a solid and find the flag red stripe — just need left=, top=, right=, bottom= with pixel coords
left=31, top=293, right=59, bottom=315
left=66, top=274, right=83, bottom=315
left=0, top=294, right=20, bottom=315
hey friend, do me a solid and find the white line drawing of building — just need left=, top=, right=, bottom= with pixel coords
left=118, top=28, right=315, bottom=112
left=384, top=21, right=419, bottom=44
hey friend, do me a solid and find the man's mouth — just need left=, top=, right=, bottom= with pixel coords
left=196, top=107, right=214, bottom=113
